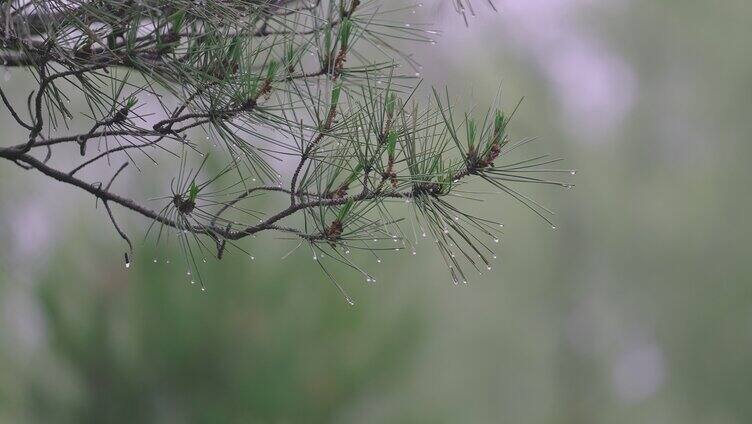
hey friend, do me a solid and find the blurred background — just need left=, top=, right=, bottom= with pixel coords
left=2, top=1, right=751, bottom=422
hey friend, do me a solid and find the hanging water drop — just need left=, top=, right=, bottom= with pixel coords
left=493, top=238, right=499, bottom=243
left=124, top=253, right=131, bottom=269
left=570, top=169, right=577, bottom=175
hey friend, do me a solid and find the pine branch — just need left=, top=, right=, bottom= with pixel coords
left=0, top=0, right=572, bottom=303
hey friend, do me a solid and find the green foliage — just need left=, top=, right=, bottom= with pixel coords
left=0, top=0, right=571, bottom=300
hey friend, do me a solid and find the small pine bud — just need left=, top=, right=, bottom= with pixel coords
left=494, top=110, right=505, bottom=135
left=386, top=131, right=398, bottom=157
left=466, top=115, right=476, bottom=151
left=266, top=60, right=278, bottom=81
left=385, top=93, right=396, bottom=118
left=339, top=18, right=352, bottom=49
left=188, top=180, right=199, bottom=202
left=331, top=82, right=342, bottom=106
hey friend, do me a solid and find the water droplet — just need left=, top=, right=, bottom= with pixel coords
left=345, top=250, right=350, bottom=254
left=202, top=258, right=207, bottom=263
left=486, top=265, right=492, bottom=271
left=250, top=256, right=255, bottom=260
left=312, top=255, right=317, bottom=260
left=186, top=271, right=191, bottom=276
left=493, top=238, right=499, bottom=243
left=153, top=258, right=158, bottom=263
left=190, top=280, right=195, bottom=284
left=405, top=23, right=411, bottom=27
left=418, top=2, right=423, bottom=7
left=412, top=251, right=417, bottom=255
left=414, top=72, right=421, bottom=77
left=201, top=287, right=206, bottom=292
left=366, top=277, right=372, bottom=282
left=421, top=232, right=427, bottom=237
left=492, top=255, right=497, bottom=259
left=570, top=169, right=577, bottom=175
left=551, top=225, right=557, bottom=230
left=377, top=259, right=382, bottom=263
left=125, top=262, right=131, bottom=269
